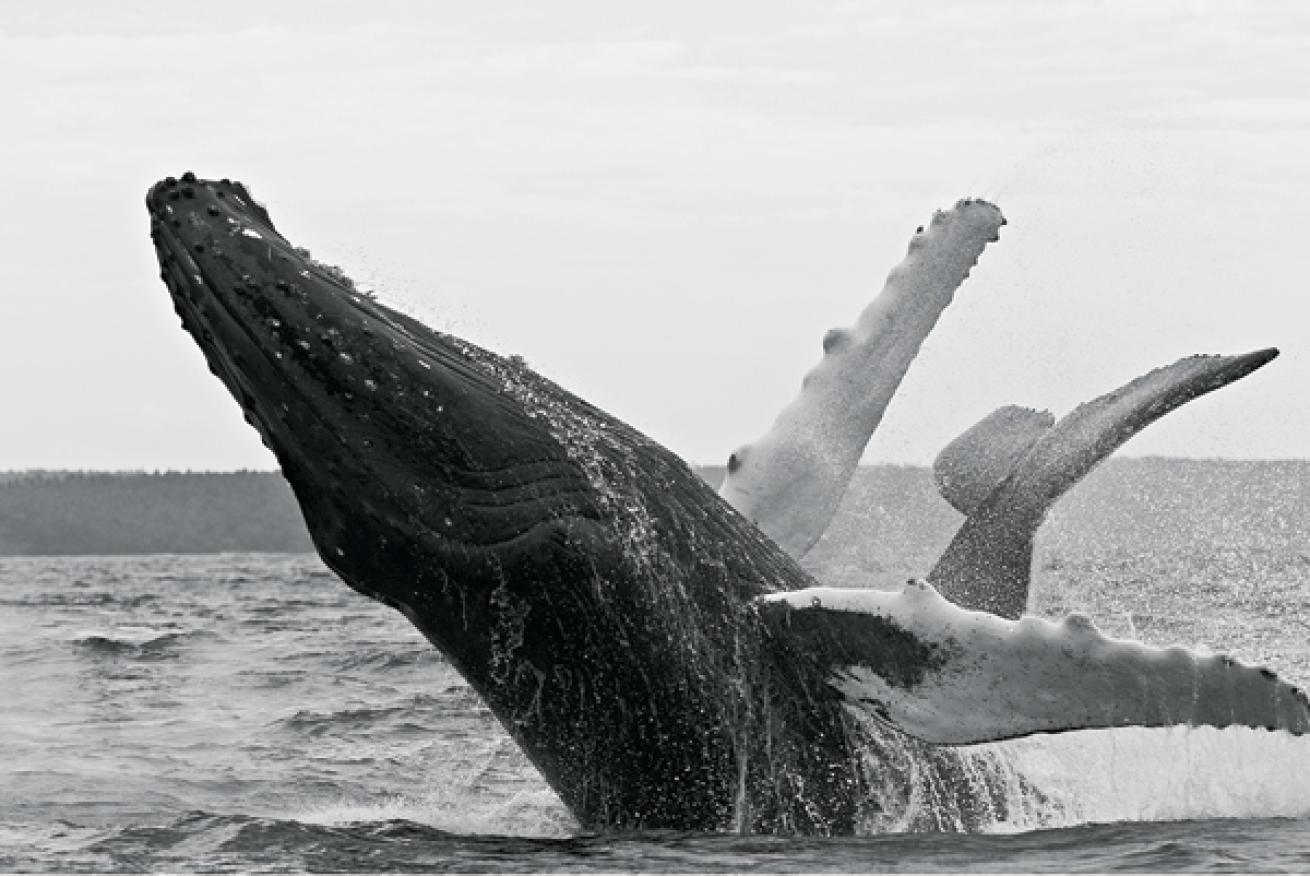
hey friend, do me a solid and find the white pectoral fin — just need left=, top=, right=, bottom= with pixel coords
left=719, top=199, right=1005, bottom=559
left=759, top=582, right=1310, bottom=746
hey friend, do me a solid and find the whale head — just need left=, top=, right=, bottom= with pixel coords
left=149, top=176, right=596, bottom=597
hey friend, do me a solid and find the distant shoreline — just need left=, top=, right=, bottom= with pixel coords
left=0, top=471, right=314, bottom=556
left=1, top=459, right=1307, bottom=557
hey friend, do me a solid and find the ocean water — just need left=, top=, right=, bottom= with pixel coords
left=4, top=543, right=1310, bottom=872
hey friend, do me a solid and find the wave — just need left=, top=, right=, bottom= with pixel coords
left=295, top=787, right=575, bottom=839
left=68, top=627, right=220, bottom=658
left=0, top=591, right=161, bottom=609
left=324, top=646, right=448, bottom=672
left=278, top=706, right=414, bottom=737
left=72, top=809, right=568, bottom=872
left=274, top=692, right=489, bottom=737
left=20, top=808, right=1310, bottom=873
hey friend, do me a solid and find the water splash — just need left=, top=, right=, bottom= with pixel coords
left=985, top=725, right=1310, bottom=830
left=293, top=787, right=575, bottom=839
left=854, top=718, right=1310, bottom=835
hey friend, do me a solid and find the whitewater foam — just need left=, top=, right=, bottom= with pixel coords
left=292, top=787, right=575, bottom=838
left=976, top=724, right=1310, bottom=832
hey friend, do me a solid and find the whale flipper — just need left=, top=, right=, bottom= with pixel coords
left=930, top=349, right=1279, bottom=618
left=719, top=199, right=1004, bottom=559
left=761, top=582, right=1310, bottom=745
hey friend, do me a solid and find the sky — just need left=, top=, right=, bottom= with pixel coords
left=3, top=0, right=1309, bottom=471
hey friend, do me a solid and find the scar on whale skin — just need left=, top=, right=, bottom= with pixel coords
left=147, top=173, right=1310, bottom=834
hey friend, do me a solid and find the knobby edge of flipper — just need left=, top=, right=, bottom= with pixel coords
left=719, top=199, right=1005, bottom=559
left=760, top=580, right=1310, bottom=746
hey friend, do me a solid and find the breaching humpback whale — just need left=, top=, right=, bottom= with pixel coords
left=147, top=173, right=1310, bottom=833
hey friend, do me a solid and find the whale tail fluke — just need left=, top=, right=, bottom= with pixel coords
left=932, top=405, right=1055, bottom=516
left=760, top=580, right=1310, bottom=746
left=929, top=348, right=1280, bottom=619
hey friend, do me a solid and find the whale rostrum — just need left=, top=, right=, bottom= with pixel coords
left=147, top=174, right=1309, bottom=833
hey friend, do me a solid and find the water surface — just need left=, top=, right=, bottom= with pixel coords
left=4, top=542, right=1310, bottom=871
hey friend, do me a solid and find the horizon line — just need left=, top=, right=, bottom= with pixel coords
left=4, top=454, right=1310, bottom=477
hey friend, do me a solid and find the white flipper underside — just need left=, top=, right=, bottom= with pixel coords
left=719, top=199, right=1004, bottom=558
left=760, top=581, right=1310, bottom=746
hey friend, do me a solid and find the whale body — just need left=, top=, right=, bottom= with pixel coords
left=146, top=173, right=1310, bottom=833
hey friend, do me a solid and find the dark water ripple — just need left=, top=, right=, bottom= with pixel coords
left=10, top=813, right=1310, bottom=873
left=70, top=629, right=221, bottom=659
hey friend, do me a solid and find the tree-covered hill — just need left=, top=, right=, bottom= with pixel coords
left=0, top=471, right=313, bottom=555
left=0, top=459, right=1307, bottom=560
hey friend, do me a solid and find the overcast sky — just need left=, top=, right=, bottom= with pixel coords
left=3, top=1, right=1309, bottom=470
